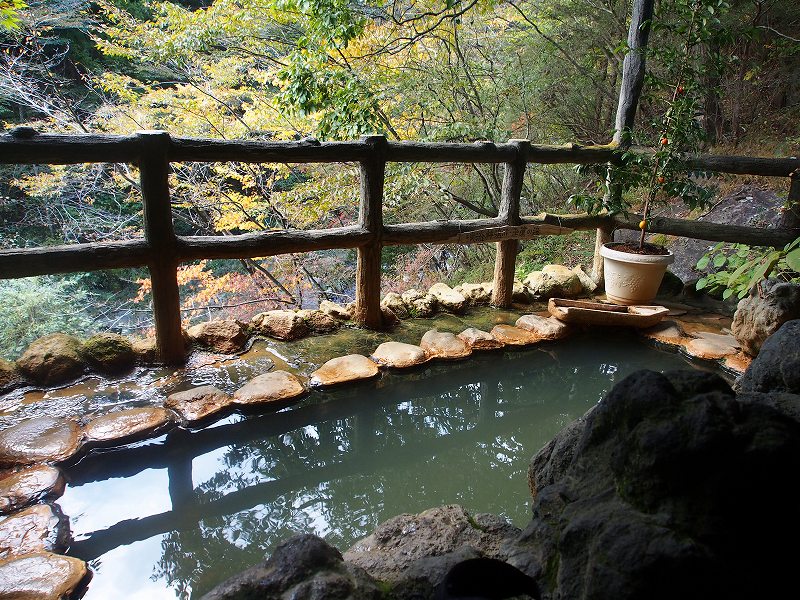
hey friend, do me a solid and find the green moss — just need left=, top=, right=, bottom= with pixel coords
left=83, top=333, right=135, bottom=374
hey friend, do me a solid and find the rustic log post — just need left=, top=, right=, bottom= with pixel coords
left=491, top=140, right=529, bottom=307
left=354, top=135, right=386, bottom=329
left=138, top=130, right=185, bottom=364
left=593, top=0, right=655, bottom=283
left=779, top=169, right=800, bottom=230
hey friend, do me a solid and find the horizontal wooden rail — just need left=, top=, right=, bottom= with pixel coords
left=1, top=128, right=797, bottom=363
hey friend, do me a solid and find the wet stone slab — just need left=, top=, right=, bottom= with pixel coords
left=233, top=371, right=306, bottom=406
left=0, top=552, right=89, bottom=600
left=0, top=466, right=65, bottom=515
left=683, top=337, right=740, bottom=361
left=457, top=327, right=504, bottom=351
left=82, top=407, right=175, bottom=446
left=640, top=320, right=688, bottom=348
left=165, top=386, right=233, bottom=424
left=0, top=504, right=69, bottom=560
left=515, top=314, right=571, bottom=340
left=419, top=330, right=472, bottom=360
left=309, top=355, right=380, bottom=388
left=371, top=342, right=430, bottom=369
left=0, top=417, right=82, bottom=468
left=490, top=324, right=541, bottom=346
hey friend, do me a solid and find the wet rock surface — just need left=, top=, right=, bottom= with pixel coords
left=165, top=385, right=233, bottom=423
left=732, top=279, right=800, bottom=356
left=371, top=342, right=429, bottom=369
left=16, top=334, right=86, bottom=386
left=233, top=371, right=306, bottom=406
left=0, top=552, right=89, bottom=600
left=457, top=327, right=504, bottom=350
left=640, top=320, right=687, bottom=347
left=187, top=319, right=249, bottom=354
left=310, top=355, right=379, bottom=387
left=736, top=319, right=800, bottom=395
left=419, top=330, right=471, bottom=360
left=0, top=417, right=81, bottom=467
left=298, top=309, right=341, bottom=334
left=201, top=533, right=382, bottom=600
left=0, top=359, right=22, bottom=393
left=682, top=336, right=739, bottom=360
left=489, top=324, right=539, bottom=346
left=344, top=505, right=521, bottom=598
left=515, top=314, right=570, bottom=340
left=0, top=466, right=65, bottom=514
left=0, top=504, right=69, bottom=560
left=82, top=407, right=174, bottom=445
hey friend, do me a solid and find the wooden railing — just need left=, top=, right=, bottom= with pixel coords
left=1, top=128, right=798, bottom=363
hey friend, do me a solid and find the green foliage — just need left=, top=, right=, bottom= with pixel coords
left=0, top=276, right=94, bottom=359
left=695, top=238, right=800, bottom=300
left=516, top=231, right=595, bottom=275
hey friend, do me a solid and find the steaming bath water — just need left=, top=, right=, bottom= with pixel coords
left=56, top=332, right=714, bottom=599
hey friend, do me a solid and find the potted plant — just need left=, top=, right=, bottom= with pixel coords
left=571, top=0, right=722, bottom=304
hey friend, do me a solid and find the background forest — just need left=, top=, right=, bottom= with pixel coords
left=0, top=0, right=798, bottom=358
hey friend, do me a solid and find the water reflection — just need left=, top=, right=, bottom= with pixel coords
left=60, top=335, right=705, bottom=599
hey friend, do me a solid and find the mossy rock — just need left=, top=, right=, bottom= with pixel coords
left=16, top=334, right=86, bottom=386
left=83, top=333, right=136, bottom=374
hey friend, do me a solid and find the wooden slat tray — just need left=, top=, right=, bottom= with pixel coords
left=548, top=298, right=669, bottom=328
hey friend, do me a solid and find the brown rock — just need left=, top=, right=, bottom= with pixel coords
left=131, top=337, right=157, bottom=363
left=297, top=310, right=340, bottom=333
left=457, top=327, right=504, bottom=350
left=16, top=334, right=86, bottom=386
left=683, top=337, right=739, bottom=361
left=515, top=314, right=571, bottom=340
left=381, top=293, right=410, bottom=319
left=489, top=324, right=540, bottom=346
left=401, top=289, right=437, bottom=317
left=454, top=283, right=491, bottom=305
left=82, top=333, right=135, bottom=374
left=83, top=407, right=174, bottom=446
left=428, top=283, right=467, bottom=314
left=310, top=355, right=380, bottom=387
left=251, top=310, right=309, bottom=341
left=0, top=552, right=89, bottom=600
left=0, top=466, right=65, bottom=515
left=0, top=417, right=81, bottom=468
left=165, top=386, right=233, bottom=423
left=187, top=319, right=249, bottom=354
left=0, top=359, right=22, bottom=393
left=0, top=504, right=69, bottom=560
left=233, top=371, right=305, bottom=406
left=512, top=280, right=532, bottom=304
left=724, top=351, right=753, bottom=375
left=420, top=330, right=472, bottom=360
left=371, top=342, right=429, bottom=368
left=640, top=320, right=688, bottom=348
left=319, top=300, right=352, bottom=320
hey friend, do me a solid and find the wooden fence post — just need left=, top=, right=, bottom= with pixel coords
left=354, top=134, right=386, bottom=329
left=138, top=130, right=185, bottom=364
left=491, top=139, right=529, bottom=307
left=593, top=0, right=655, bottom=283
left=779, top=169, right=800, bottom=229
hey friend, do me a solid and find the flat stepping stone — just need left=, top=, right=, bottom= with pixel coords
left=0, top=552, right=89, bottom=600
left=724, top=351, right=753, bottom=375
left=0, top=417, right=82, bottom=468
left=458, top=327, right=504, bottom=350
left=233, top=371, right=305, bottom=406
left=489, top=324, right=540, bottom=346
left=310, top=355, right=379, bottom=387
left=640, top=320, right=688, bottom=348
left=515, top=315, right=570, bottom=340
left=0, top=466, right=65, bottom=514
left=0, top=504, right=68, bottom=560
left=165, top=386, right=233, bottom=423
left=83, top=407, right=175, bottom=446
left=420, top=330, right=472, bottom=360
left=683, top=337, right=739, bottom=361
left=371, top=342, right=429, bottom=369
left=692, top=331, right=740, bottom=347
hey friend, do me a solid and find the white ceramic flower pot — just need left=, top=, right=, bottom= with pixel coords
left=600, top=242, right=675, bottom=305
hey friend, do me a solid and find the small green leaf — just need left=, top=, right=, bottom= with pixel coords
left=696, top=277, right=708, bottom=290
left=786, top=248, right=800, bottom=273
left=696, top=255, right=710, bottom=269
left=713, top=253, right=727, bottom=268
left=722, top=288, right=733, bottom=299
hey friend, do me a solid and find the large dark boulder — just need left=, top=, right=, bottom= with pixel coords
left=200, top=534, right=383, bottom=600
left=735, top=319, right=800, bottom=395
left=508, top=369, right=800, bottom=600
left=731, top=279, right=800, bottom=356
